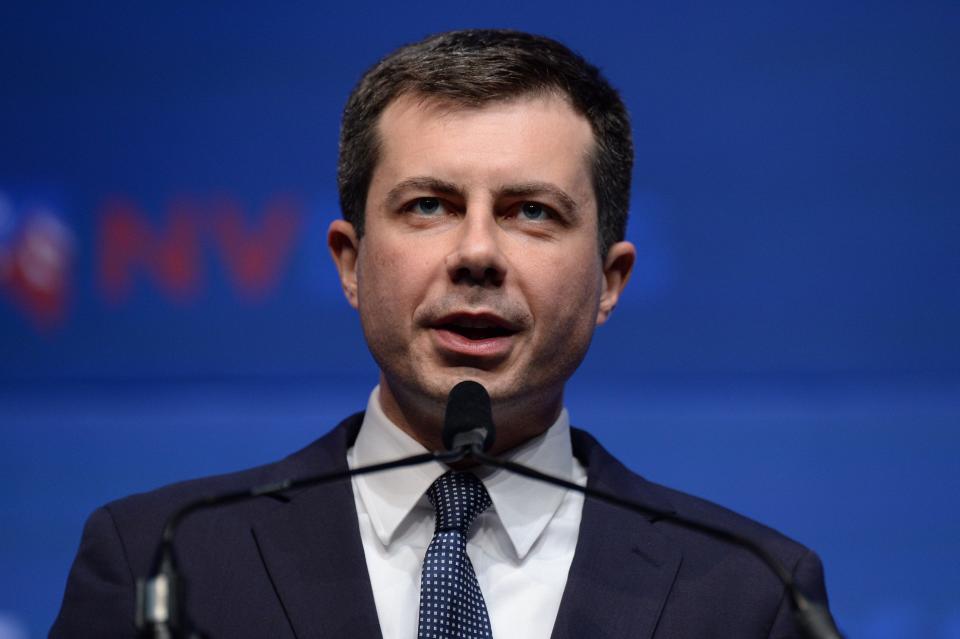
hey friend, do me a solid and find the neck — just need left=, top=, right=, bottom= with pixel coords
left=376, top=374, right=563, bottom=456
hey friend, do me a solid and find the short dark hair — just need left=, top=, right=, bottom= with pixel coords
left=337, top=29, right=633, bottom=256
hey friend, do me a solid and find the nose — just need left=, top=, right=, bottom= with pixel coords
left=445, top=208, right=506, bottom=287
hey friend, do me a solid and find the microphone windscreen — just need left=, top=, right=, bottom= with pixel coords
left=442, top=380, right=495, bottom=452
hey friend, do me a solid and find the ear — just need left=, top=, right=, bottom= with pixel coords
left=327, top=219, right=361, bottom=309
left=596, top=240, right=635, bottom=325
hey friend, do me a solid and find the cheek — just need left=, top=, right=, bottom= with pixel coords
left=522, top=267, right=601, bottom=383
left=557, top=282, right=601, bottom=334
left=357, top=240, right=435, bottom=316
left=525, top=252, right=603, bottom=337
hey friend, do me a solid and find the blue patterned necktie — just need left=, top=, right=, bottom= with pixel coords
left=417, top=471, right=494, bottom=639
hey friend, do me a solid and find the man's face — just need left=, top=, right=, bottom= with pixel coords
left=330, top=92, right=633, bottom=446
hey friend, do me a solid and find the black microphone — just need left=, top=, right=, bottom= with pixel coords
left=442, top=380, right=496, bottom=452
left=442, top=382, right=843, bottom=639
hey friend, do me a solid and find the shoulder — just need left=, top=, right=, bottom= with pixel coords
left=562, top=427, right=831, bottom=636
left=101, top=412, right=362, bottom=572
left=570, top=426, right=828, bottom=601
left=111, top=413, right=360, bottom=509
left=572, top=427, right=808, bottom=547
left=51, top=413, right=363, bottom=637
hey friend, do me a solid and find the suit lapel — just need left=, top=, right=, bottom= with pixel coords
left=245, top=419, right=679, bottom=639
left=251, top=416, right=383, bottom=639
left=551, top=431, right=682, bottom=639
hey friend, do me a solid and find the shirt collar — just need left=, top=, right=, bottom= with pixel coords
left=349, top=386, right=575, bottom=560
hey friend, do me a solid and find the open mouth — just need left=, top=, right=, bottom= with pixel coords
left=434, top=314, right=519, bottom=341
left=440, top=323, right=515, bottom=340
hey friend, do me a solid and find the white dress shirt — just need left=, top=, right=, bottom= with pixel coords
left=346, top=387, right=587, bottom=639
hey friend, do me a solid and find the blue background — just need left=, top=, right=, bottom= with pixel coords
left=1, top=2, right=958, bottom=637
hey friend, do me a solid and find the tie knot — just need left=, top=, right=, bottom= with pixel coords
left=426, top=472, right=492, bottom=534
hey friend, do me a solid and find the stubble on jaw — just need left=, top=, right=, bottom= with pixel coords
left=375, top=364, right=569, bottom=457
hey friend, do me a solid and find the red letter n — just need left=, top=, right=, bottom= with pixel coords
left=97, top=197, right=202, bottom=304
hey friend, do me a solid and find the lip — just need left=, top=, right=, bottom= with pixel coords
left=428, top=311, right=520, bottom=359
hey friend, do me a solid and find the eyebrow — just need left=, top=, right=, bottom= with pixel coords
left=384, top=176, right=581, bottom=219
left=495, top=181, right=580, bottom=219
left=384, top=177, right=465, bottom=212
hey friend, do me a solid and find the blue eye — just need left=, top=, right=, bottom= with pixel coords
left=412, top=198, right=442, bottom=215
left=520, top=202, right=549, bottom=220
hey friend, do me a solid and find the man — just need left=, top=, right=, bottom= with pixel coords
left=52, top=30, right=831, bottom=638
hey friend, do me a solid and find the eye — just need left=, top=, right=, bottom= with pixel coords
left=407, top=197, right=443, bottom=216
left=518, top=202, right=551, bottom=221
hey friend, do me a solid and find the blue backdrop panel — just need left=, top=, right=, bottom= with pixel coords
left=1, top=2, right=958, bottom=638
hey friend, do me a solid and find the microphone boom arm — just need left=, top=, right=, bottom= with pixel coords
left=137, top=448, right=467, bottom=638
left=467, top=446, right=842, bottom=639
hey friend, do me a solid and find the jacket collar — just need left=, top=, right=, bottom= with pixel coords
left=250, top=416, right=681, bottom=639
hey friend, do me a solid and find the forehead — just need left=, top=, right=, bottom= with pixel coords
left=370, top=92, right=597, bottom=206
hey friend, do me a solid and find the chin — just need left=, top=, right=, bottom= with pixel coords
left=432, top=369, right=506, bottom=394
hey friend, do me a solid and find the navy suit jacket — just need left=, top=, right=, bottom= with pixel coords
left=51, top=413, right=829, bottom=638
